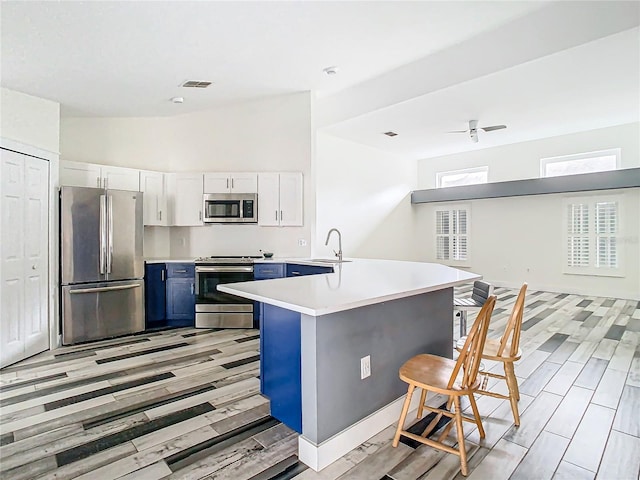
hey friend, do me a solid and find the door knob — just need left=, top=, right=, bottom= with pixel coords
left=32, top=265, right=36, bottom=270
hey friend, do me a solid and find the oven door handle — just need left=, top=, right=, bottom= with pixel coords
left=195, top=266, right=254, bottom=273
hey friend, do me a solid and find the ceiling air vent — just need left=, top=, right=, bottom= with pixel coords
left=181, top=81, right=212, bottom=88
left=383, top=131, right=398, bottom=137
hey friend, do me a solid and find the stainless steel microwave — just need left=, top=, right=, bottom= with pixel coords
left=202, top=193, right=257, bottom=223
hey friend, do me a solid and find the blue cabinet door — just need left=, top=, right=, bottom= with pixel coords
left=166, top=277, right=195, bottom=323
left=286, top=264, right=333, bottom=277
left=145, top=263, right=166, bottom=326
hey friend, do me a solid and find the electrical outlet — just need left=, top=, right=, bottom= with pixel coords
left=360, top=355, right=371, bottom=379
left=298, top=239, right=307, bottom=247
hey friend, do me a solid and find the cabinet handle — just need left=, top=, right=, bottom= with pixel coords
left=175, top=269, right=187, bottom=273
left=161, top=269, right=165, bottom=281
left=226, top=178, right=229, bottom=189
left=191, top=283, right=194, bottom=295
left=231, top=178, right=234, bottom=189
left=159, top=211, right=162, bottom=221
left=275, top=210, right=278, bottom=221
left=280, top=210, right=283, bottom=221
left=291, top=271, right=301, bottom=276
left=199, top=211, right=202, bottom=221
left=97, top=176, right=101, bottom=188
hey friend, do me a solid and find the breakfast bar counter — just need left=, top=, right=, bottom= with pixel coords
left=219, top=258, right=479, bottom=471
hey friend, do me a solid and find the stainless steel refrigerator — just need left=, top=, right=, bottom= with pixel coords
left=60, top=186, right=145, bottom=344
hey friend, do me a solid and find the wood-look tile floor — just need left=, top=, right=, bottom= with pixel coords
left=1, top=287, right=639, bottom=480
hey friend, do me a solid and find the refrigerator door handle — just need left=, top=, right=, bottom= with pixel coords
left=70, top=284, right=141, bottom=294
left=107, top=194, right=114, bottom=274
left=99, top=194, right=107, bottom=274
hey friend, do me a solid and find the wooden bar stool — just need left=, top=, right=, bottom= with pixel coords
left=392, top=295, right=496, bottom=477
left=454, top=280, right=493, bottom=338
left=456, top=283, right=527, bottom=426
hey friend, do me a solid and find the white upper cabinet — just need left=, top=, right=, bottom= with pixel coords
left=59, top=160, right=140, bottom=191
left=204, top=173, right=257, bottom=194
left=101, top=166, right=141, bottom=191
left=257, top=172, right=303, bottom=227
left=139, top=170, right=167, bottom=226
left=167, top=173, right=204, bottom=226
left=59, top=160, right=102, bottom=188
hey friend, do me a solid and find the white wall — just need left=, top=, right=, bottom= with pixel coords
left=415, top=122, right=640, bottom=299
left=418, top=122, right=640, bottom=187
left=1, top=87, right=60, bottom=153
left=60, top=92, right=313, bottom=258
left=314, top=132, right=418, bottom=260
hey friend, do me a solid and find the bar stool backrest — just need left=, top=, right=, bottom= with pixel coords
left=471, top=281, right=493, bottom=305
left=449, top=295, right=496, bottom=390
left=497, top=283, right=528, bottom=358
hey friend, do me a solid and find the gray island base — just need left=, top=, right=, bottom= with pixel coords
left=218, top=258, right=479, bottom=471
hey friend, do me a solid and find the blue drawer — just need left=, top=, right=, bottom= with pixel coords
left=286, top=264, right=333, bottom=277
left=166, top=263, right=195, bottom=278
left=254, top=263, right=285, bottom=280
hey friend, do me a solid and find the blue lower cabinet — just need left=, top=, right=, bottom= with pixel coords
left=145, top=263, right=166, bottom=328
left=260, top=303, right=302, bottom=433
left=166, top=263, right=195, bottom=327
left=286, top=263, right=333, bottom=277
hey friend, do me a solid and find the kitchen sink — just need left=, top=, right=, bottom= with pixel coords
left=308, top=258, right=352, bottom=263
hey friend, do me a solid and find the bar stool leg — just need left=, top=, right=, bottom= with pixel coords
left=459, top=310, right=467, bottom=338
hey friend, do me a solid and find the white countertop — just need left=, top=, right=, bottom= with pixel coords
left=145, top=258, right=196, bottom=263
left=218, top=258, right=480, bottom=316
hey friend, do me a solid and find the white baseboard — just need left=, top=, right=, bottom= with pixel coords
left=298, top=392, right=425, bottom=472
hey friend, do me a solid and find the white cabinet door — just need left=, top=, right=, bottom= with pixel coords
left=140, top=170, right=167, bottom=226
left=1, top=149, right=49, bottom=368
left=230, top=173, right=258, bottom=193
left=168, top=173, right=204, bottom=226
left=59, top=160, right=102, bottom=188
left=257, top=173, right=280, bottom=226
left=102, top=165, right=140, bottom=191
left=279, top=172, right=303, bottom=226
left=204, top=173, right=231, bottom=193
left=204, top=173, right=258, bottom=193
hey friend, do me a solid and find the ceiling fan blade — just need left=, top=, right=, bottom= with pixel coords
left=480, top=125, right=507, bottom=132
left=447, top=130, right=469, bottom=133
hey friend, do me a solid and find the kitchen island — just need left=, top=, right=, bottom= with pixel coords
left=219, top=258, right=479, bottom=471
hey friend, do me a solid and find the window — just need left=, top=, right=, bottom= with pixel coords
left=436, top=205, right=469, bottom=263
left=564, top=195, right=623, bottom=276
left=436, top=166, right=488, bottom=188
left=541, top=149, right=620, bottom=178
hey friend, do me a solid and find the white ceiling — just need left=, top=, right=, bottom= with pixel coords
left=1, top=1, right=639, bottom=160
left=1, top=1, right=545, bottom=117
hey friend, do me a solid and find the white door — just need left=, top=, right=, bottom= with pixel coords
left=1, top=149, right=49, bottom=367
left=279, top=172, right=303, bottom=226
left=102, top=165, right=140, bottom=191
left=203, top=173, right=231, bottom=193
left=257, top=173, right=280, bottom=226
left=23, top=157, right=50, bottom=360
left=140, top=170, right=167, bottom=226
left=169, top=173, right=204, bottom=226
left=230, top=173, right=258, bottom=193
left=59, top=160, right=102, bottom=188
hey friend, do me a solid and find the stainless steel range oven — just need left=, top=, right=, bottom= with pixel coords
left=194, top=256, right=259, bottom=328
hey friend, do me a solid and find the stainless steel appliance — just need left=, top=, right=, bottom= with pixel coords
left=202, top=193, right=257, bottom=223
left=60, top=186, right=144, bottom=344
left=195, top=256, right=259, bottom=328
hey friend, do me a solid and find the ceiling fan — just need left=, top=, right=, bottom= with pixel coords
left=449, top=120, right=507, bottom=143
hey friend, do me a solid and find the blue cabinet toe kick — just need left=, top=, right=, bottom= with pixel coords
left=260, top=303, right=302, bottom=433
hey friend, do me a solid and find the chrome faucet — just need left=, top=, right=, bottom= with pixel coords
left=325, top=228, right=342, bottom=262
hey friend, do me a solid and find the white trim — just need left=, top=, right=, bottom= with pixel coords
left=436, top=166, right=488, bottom=188
left=0, top=137, right=59, bottom=162
left=298, top=392, right=424, bottom=471
left=540, top=148, right=620, bottom=178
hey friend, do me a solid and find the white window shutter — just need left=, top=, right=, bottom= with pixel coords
left=595, top=201, right=618, bottom=268
left=435, top=207, right=469, bottom=262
